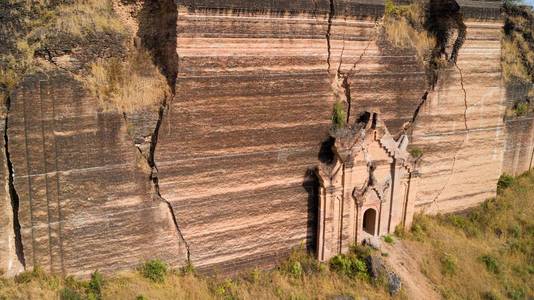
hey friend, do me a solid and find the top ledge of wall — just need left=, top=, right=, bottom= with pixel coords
left=177, top=0, right=385, bottom=17
left=177, top=0, right=502, bottom=20
left=459, top=0, right=503, bottom=20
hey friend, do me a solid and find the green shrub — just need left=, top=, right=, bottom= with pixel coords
left=385, top=0, right=398, bottom=16
left=508, top=224, right=521, bottom=238
left=139, top=259, right=168, bottom=283
left=289, top=261, right=303, bottom=278
left=87, top=270, right=104, bottom=300
left=506, top=285, right=526, bottom=300
left=350, top=244, right=372, bottom=259
left=280, top=245, right=322, bottom=276
left=329, top=254, right=368, bottom=279
left=136, top=295, right=148, bottom=300
left=497, top=174, right=514, bottom=194
left=410, top=214, right=429, bottom=240
left=514, top=101, right=529, bottom=116
left=59, top=287, right=83, bottom=300
left=440, top=254, right=457, bottom=276
left=214, top=278, right=238, bottom=298
left=445, top=214, right=481, bottom=238
left=383, top=235, right=394, bottom=244
left=332, top=101, right=347, bottom=129
left=480, top=255, right=500, bottom=274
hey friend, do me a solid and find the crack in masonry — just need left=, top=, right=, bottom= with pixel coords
left=134, top=0, right=192, bottom=264
left=326, top=0, right=335, bottom=73
left=149, top=88, right=192, bottom=264
left=455, top=63, right=469, bottom=131
left=3, top=96, right=25, bottom=268
left=400, top=91, right=429, bottom=135
left=121, top=104, right=191, bottom=263
left=430, top=63, right=469, bottom=204
left=346, top=38, right=374, bottom=78
left=335, top=38, right=373, bottom=124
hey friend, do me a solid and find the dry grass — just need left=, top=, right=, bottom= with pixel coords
left=53, top=0, right=127, bottom=38
left=0, top=248, right=396, bottom=300
left=502, top=38, right=530, bottom=83
left=84, top=47, right=169, bottom=113
left=0, top=0, right=130, bottom=102
left=502, top=5, right=534, bottom=84
left=383, top=1, right=436, bottom=64
left=402, top=172, right=534, bottom=299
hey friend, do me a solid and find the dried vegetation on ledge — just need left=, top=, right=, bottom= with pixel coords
left=0, top=0, right=167, bottom=113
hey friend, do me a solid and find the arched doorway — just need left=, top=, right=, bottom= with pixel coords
left=363, top=209, right=377, bottom=235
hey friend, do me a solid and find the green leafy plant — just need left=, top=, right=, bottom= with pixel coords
left=329, top=254, right=368, bottom=279
left=332, top=101, right=347, bottom=129
left=87, top=270, right=104, bottom=300
left=440, top=253, right=457, bottom=276
left=385, top=0, right=398, bottom=16
left=139, top=259, right=168, bottom=283
left=289, top=261, right=303, bottom=278
left=514, top=101, right=529, bottom=117
left=59, top=287, right=83, bottom=300
left=383, top=235, right=394, bottom=244
left=409, top=147, right=423, bottom=158
left=497, top=174, right=514, bottom=194
left=480, top=255, right=500, bottom=274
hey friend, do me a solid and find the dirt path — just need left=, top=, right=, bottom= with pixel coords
left=382, top=240, right=441, bottom=300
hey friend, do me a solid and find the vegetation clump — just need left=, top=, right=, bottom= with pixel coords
left=383, top=0, right=436, bottom=65
left=85, top=47, right=169, bottom=113
left=409, top=147, right=423, bottom=159
left=0, top=0, right=167, bottom=113
left=502, top=3, right=534, bottom=84
left=0, top=0, right=128, bottom=100
left=139, top=259, right=168, bottom=283
left=331, top=100, right=347, bottom=129
left=497, top=173, right=515, bottom=193
left=1, top=245, right=393, bottom=299
left=383, top=235, right=395, bottom=244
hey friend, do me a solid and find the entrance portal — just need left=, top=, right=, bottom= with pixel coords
left=363, top=209, right=377, bottom=235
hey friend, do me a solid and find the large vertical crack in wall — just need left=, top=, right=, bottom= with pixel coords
left=334, top=36, right=374, bottom=124
left=3, top=96, right=25, bottom=269
left=431, top=62, right=469, bottom=203
left=423, top=0, right=469, bottom=203
left=134, top=0, right=191, bottom=262
left=326, top=0, right=335, bottom=73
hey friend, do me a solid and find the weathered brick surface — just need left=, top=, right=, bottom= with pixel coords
left=6, top=74, right=186, bottom=277
left=1, top=0, right=533, bottom=276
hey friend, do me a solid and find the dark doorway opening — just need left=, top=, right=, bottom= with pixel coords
left=363, top=209, right=377, bottom=235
